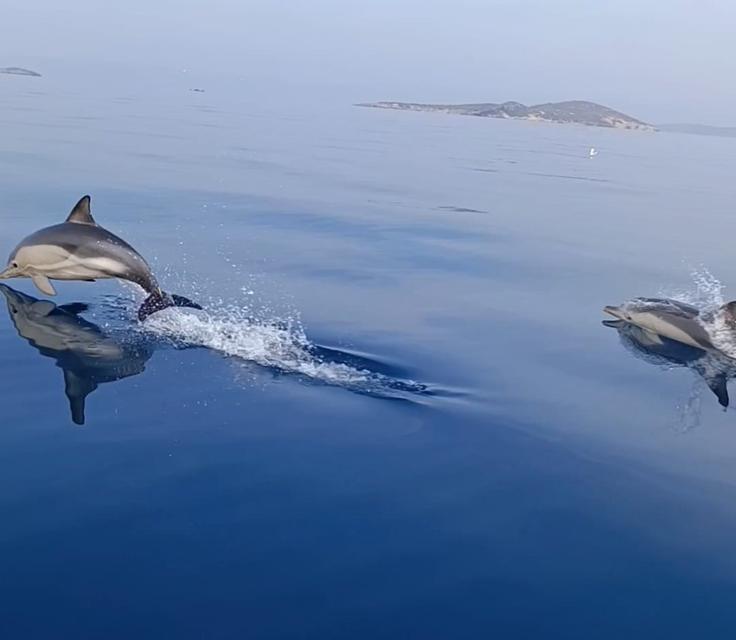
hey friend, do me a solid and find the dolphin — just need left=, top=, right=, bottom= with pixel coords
left=0, top=283, right=154, bottom=425
left=602, top=297, right=722, bottom=351
left=603, top=317, right=735, bottom=407
left=0, top=195, right=201, bottom=321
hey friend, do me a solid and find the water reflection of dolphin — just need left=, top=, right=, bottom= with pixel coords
left=0, top=284, right=154, bottom=424
left=603, top=318, right=736, bottom=408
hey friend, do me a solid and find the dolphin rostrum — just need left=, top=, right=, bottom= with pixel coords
left=0, top=195, right=201, bottom=321
left=0, top=283, right=154, bottom=424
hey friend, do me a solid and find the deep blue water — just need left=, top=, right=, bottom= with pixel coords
left=3, top=72, right=736, bottom=638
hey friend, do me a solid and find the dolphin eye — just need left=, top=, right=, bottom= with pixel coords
left=11, top=262, right=17, bottom=268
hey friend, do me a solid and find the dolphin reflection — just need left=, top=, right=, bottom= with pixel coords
left=603, top=318, right=736, bottom=408
left=0, top=284, right=154, bottom=425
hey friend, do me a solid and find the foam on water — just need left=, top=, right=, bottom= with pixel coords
left=95, top=276, right=446, bottom=401
left=627, top=267, right=736, bottom=359
left=136, top=302, right=432, bottom=400
left=702, top=311, right=736, bottom=360
left=675, top=268, right=736, bottom=359
left=662, top=266, right=725, bottom=311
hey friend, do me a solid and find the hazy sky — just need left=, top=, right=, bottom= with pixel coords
left=2, top=0, right=735, bottom=123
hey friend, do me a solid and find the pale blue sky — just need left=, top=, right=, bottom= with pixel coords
left=2, top=0, right=734, bottom=124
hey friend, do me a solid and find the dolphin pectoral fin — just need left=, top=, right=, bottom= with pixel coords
left=602, top=319, right=625, bottom=328
left=63, top=370, right=98, bottom=426
left=706, top=374, right=730, bottom=408
left=31, top=274, right=56, bottom=296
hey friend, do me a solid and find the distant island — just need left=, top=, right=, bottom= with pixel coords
left=357, top=100, right=654, bottom=131
left=0, top=67, right=41, bottom=77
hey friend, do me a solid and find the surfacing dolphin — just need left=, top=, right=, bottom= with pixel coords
left=0, top=195, right=201, bottom=321
left=602, top=297, right=733, bottom=351
left=0, top=283, right=154, bottom=424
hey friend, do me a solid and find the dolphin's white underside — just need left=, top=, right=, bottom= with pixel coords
left=627, top=311, right=707, bottom=350
left=16, top=244, right=127, bottom=281
left=605, top=306, right=710, bottom=351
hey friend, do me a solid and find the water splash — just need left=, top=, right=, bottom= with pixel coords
left=136, top=302, right=431, bottom=401
left=674, top=379, right=703, bottom=433
left=649, top=266, right=736, bottom=358
left=670, top=269, right=736, bottom=358
left=661, top=266, right=724, bottom=311
left=703, top=309, right=736, bottom=360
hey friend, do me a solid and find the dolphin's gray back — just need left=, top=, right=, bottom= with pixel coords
left=632, top=297, right=700, bottom=318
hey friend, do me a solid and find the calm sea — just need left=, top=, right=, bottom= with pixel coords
left=2, top=69, right=736, bottom=639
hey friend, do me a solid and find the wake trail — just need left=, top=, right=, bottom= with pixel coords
left=135, top=303, right=432, bottom=401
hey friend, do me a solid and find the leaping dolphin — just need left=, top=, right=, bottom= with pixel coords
left=0, top=195, right=201, bottom=321
left=0, top=283, right=155, bottom=424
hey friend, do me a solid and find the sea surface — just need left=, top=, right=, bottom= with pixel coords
left=2, top=70, right=736, bottom=639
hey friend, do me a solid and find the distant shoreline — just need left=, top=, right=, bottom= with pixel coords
left=357, top=100, right=655, bottom=131
left=656, top=123, right=736, bottom=138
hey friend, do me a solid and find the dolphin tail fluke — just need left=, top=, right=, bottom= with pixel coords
left=138, top=290, right=202, bottom=321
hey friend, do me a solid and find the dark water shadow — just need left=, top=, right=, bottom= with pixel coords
left=525, top=171, right=611, bottom=183
left=436, top=205, right=488, bottom=214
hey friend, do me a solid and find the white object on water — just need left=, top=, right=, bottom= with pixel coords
left=589, top=147, right=598, bottom=157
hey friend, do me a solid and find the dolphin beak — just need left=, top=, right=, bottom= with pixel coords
left=602, top=319, right=626, bottom=329
left=0, top=266, right=18, bottom=280
left=603, top=305, right=625, bottom=320
left=0, top=282, right=22, bottom=301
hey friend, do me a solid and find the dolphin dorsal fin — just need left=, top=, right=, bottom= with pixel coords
left=63, top=370, right=98, bottom=426
left=66, top=195, right=96, bottom=225
left=30, top=301, right=56, bottom=316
